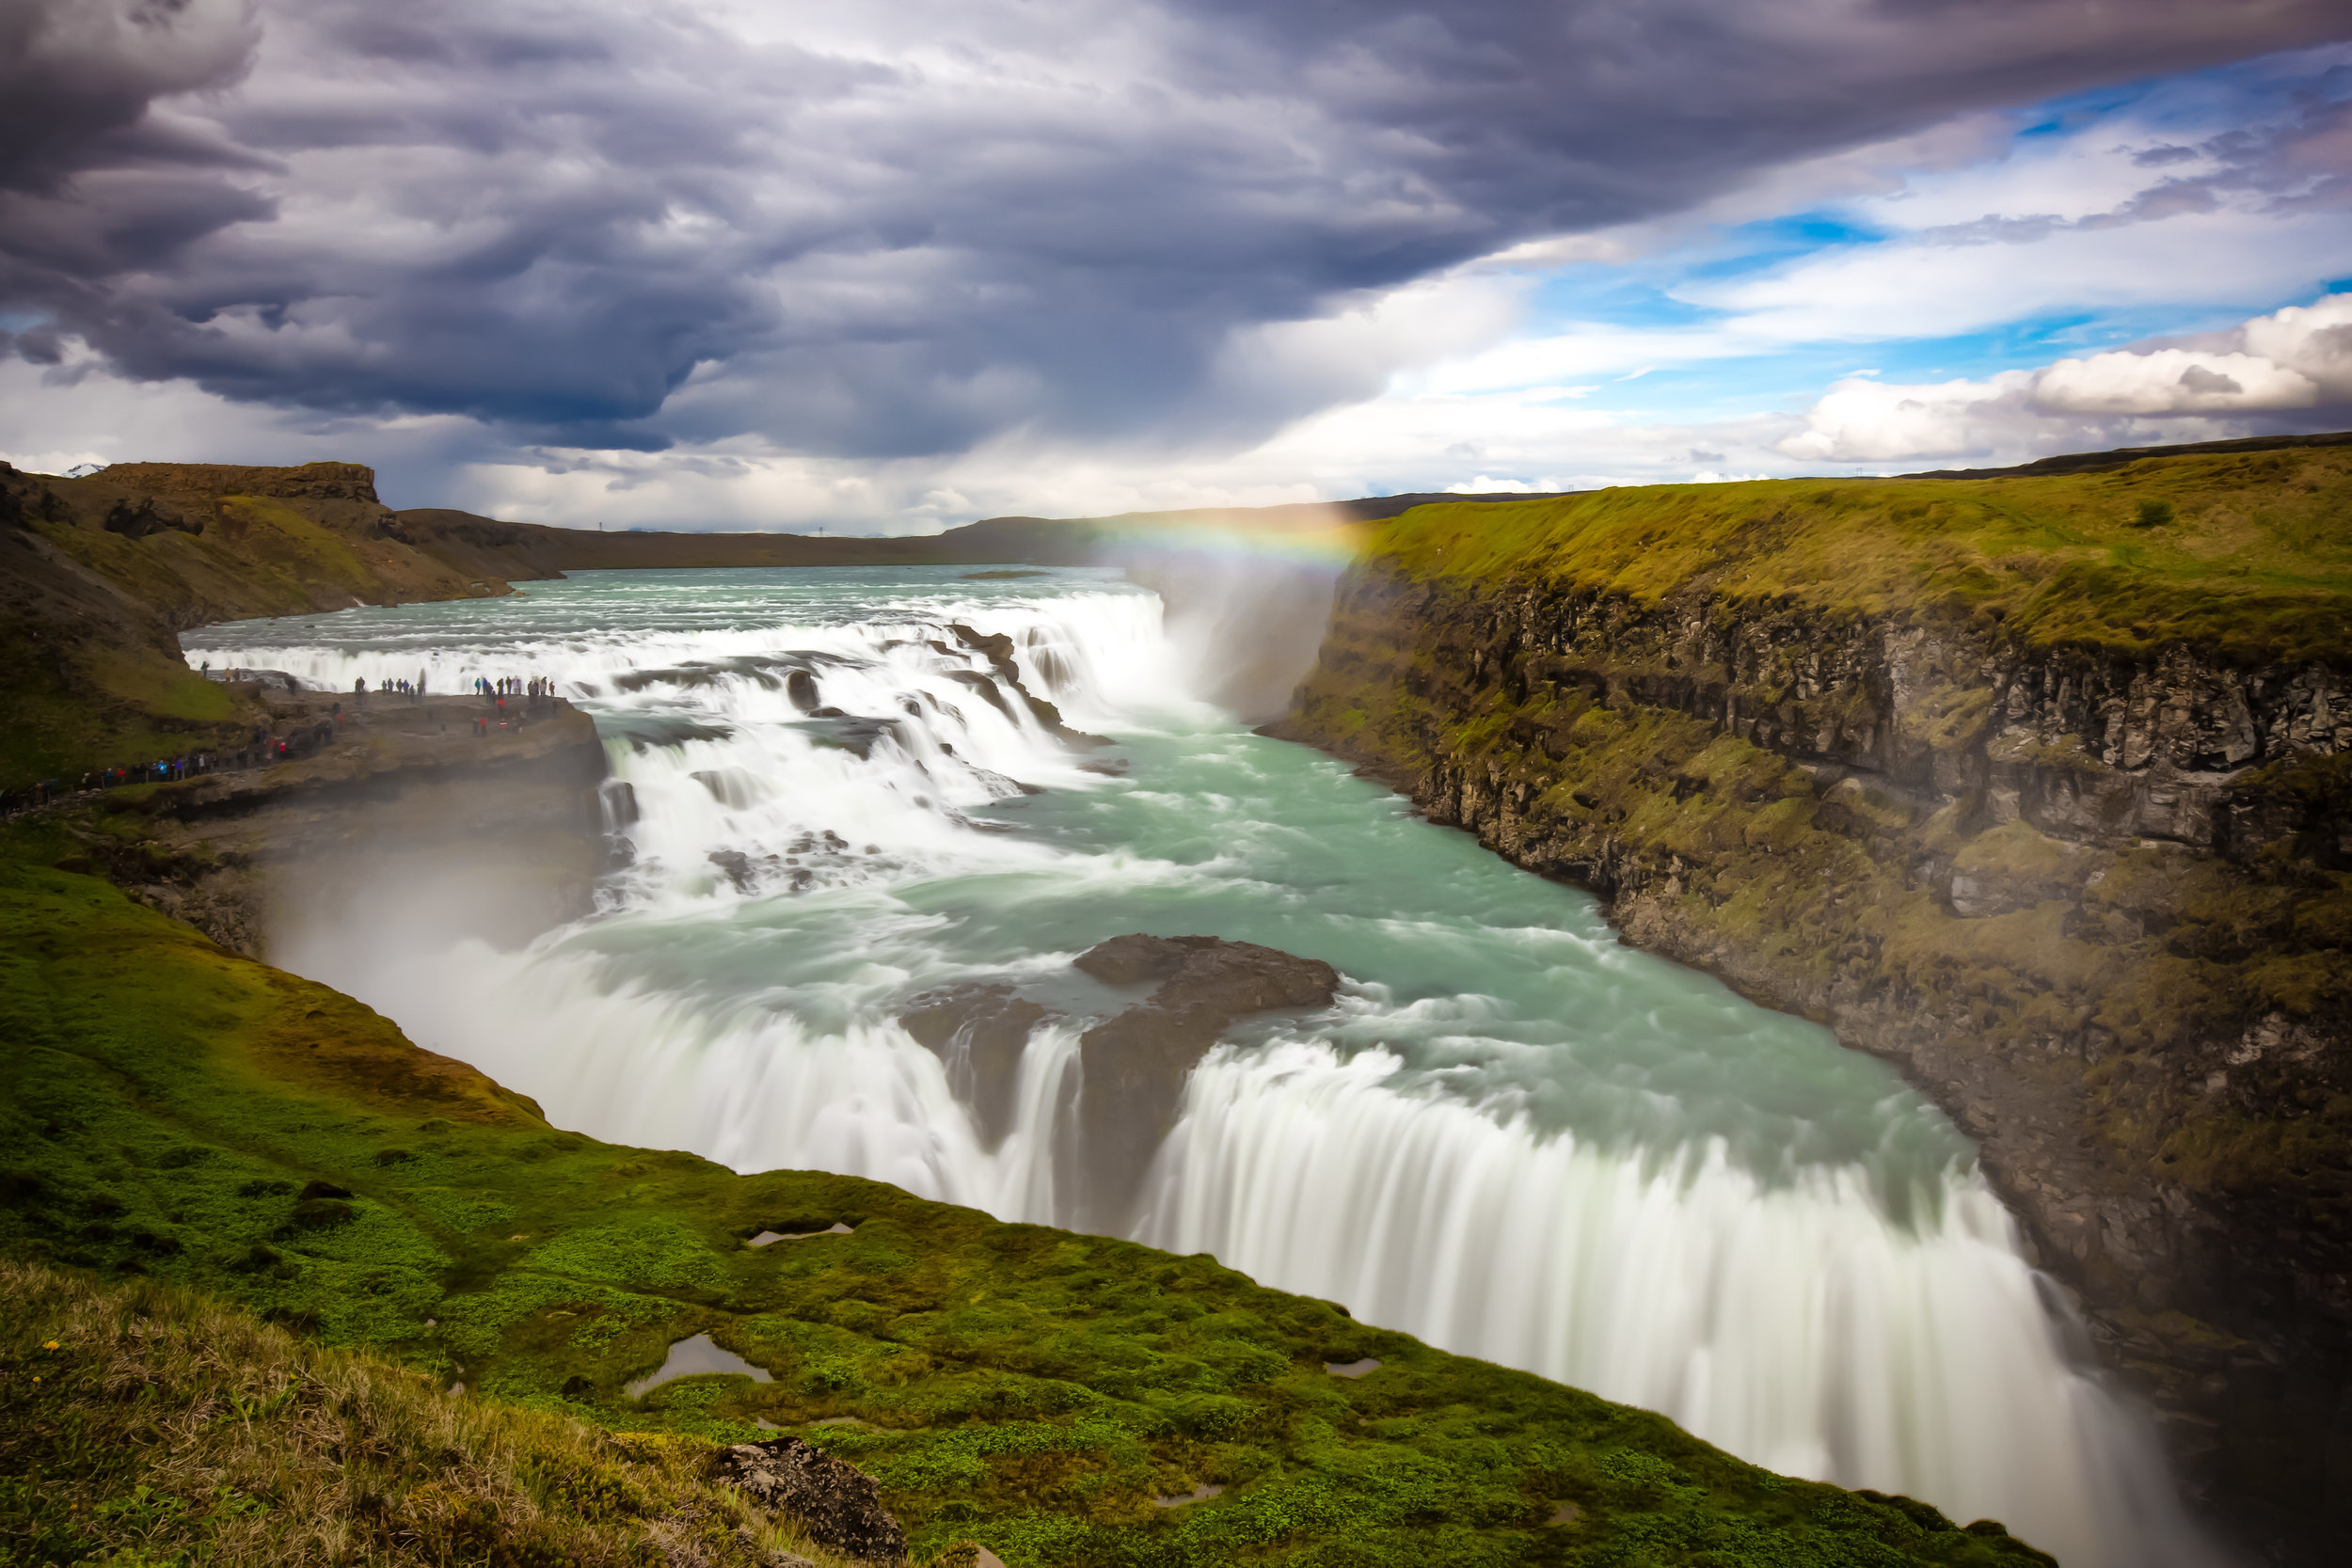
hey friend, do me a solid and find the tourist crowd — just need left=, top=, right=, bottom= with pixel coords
left=2, top=670, right=566, bottom=818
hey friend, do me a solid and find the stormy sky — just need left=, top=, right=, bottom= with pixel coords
left=4, top=0, right=2349, bottom=530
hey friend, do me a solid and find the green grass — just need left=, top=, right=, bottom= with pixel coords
left=0, top=820, right=2059, bottom=1566
left=26, top=496, right=375, bottom=629
left=0, top=1259, right=866, bottom=1568
left=0, top=626, right=253, bottom=792
left=1373, top=446, right=2352, bottom=662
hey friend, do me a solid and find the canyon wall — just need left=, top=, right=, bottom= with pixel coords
left=1272, top=447, right=2352, bottom=1564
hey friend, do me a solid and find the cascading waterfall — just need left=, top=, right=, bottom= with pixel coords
left=1138, top=1044, right=2199, bottom=1561
left=186, top=564, right=2221, bottom=1568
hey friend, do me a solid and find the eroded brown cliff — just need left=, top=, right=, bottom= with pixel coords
left=1274, top=451, right=2352, bottom=1564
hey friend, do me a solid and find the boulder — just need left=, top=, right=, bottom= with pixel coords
left=946, top=622, right=1111, bottom=750
left=715, top=1436, right=908, bottom=1565
left=1075, top=933, right=1338, bottom=1013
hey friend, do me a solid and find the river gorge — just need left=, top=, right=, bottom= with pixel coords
left=183, top=563, right=2221, bottom=1568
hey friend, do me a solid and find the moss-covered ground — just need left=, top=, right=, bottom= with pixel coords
left=0, top=818, right=2058, bottom=1566
left=0, top=619, right=249, bottom=797
left=1374, top=445, right=2352, bottom=662
left=0, top=1259, right=864, bottom=1568
left=0, top=462, right=516, bottom=792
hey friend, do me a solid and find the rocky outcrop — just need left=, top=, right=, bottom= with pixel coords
left=898, top=936, right=1341, bottom=1221
left=946, top=623, right=1108, bottom=749
left=716, top=1437, right=908, bottom=1564
left=1074, top=935, right=1340, bottom=1218
left=6, top=462, right=526, bottom=632
left=900, top=984, right=1047, bottom=1146
left=0, top=460, right=545, bottom=794
left=1278, top=558, right=2352, bottom=1565
left=99, top=689, right=611, bottom=957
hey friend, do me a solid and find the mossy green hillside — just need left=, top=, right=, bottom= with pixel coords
left=1372, top=444, right=2352, bottom=661
left=0, top=821, right=2056, bottom=1566
left=0, top=617, right=248, bottom=796
left=0, top=1259, right=868, bottom=1568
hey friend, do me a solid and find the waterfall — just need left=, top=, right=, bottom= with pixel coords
left=1139, top=1043, right=2212, bottom=1568
left=187, top=565, right=2223, bottom=1568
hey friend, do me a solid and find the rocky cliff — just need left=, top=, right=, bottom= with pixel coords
left=1273, top=438, right=2352, bottom=1565
left=94, top=687, right=612, bottom=958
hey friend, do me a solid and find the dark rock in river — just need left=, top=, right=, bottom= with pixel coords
left=1076, top=932, right=1339, bottom=1012
left=602, top=712, right=736, bottom=751
left=1074, top=935, right=1340, bottom=1224
left=795, top=714, right=899, bottom=757
left=717, top=1436, right=908, bottom=1564
left=943, top=668, right=1015, bottom=719
left=948, top=622, right=1022, bottom=682
left=946, top=622, right=1112, bottom=751
left=900, top=983, right=1046, bottom=1146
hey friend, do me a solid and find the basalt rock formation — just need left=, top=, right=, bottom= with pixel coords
left=1075, top=934, right=1341, bottom=1218
left=9, top=461, right=525, bottom=626
left=899, top=983, right=1048, bottom=1146
left=1272, top=438, right=2352, bottom=1565
left=899, top=935, right=1341, bottom=1213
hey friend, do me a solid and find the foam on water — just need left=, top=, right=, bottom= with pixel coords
left=185, top=566, right=2223, bottom=1568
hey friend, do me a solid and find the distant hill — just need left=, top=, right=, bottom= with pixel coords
left=393, top=489, right=1566, bottom=576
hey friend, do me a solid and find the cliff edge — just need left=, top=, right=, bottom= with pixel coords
left=1273, top=437, right=2352, bottom=1564
left=0, top=461, right=525, bottom=790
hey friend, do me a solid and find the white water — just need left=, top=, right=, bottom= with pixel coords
left=186, top=567, right=2223, bottom=1567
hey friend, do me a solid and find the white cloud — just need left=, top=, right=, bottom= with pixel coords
left=1778, top=372, right=2034, bottom=462
left=1779, top=292, right=2352, bottom=461
left=1680, top=44, right=2352, bottom=345
left=2031, top=349, right=2315, bottom=414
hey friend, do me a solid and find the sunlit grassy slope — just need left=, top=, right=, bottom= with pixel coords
left=1377, top=444, right=2352, bottom=661
left=0, top=820, right=2056, bottom=1567
left=0, top=1259, right=866, bottom=1568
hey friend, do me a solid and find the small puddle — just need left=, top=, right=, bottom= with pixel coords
left=746, top=1222, right=853, bottom=1247
left=1152, top=1483, right=1225, bottom=1509
left=1323, top=1356, right=1381, bottom=1378
left=626, top=1333, right=776, bottom=1398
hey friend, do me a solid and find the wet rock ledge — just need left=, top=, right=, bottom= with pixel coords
left=901, top=934, right=1341, bottom=1221
left=94, top=685, right=610, bottom=957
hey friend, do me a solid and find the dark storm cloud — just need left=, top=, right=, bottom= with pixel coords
left=0, top=0, right=261, bottom=192
left=5, top=0, right=2349, bottom=457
